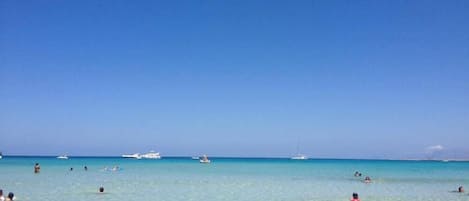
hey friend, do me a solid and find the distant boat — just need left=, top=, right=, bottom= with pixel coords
left=140, top=151, right=161, bottom=159
left=192, top=156, right=200, bottom=160
left=57, top=155, right=69, bottom=160
left=291, top=141, right=308, bottom=160
left=291, top=154, right=308, bottom=160
left=199, top=155, right=211, bottom=163
left=122, top=153, right=142, bottom=159
left=0, top=152, right=3, bottom=159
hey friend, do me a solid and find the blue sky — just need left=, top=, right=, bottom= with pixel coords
left=1, top=0, right=468, bottom=158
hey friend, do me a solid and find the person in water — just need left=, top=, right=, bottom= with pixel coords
left=354, top=171, right=362, bottom=177
left=350, top=192, right=360, bottom=201
left=84, top=166, right=88, bottom=171
left=364, top=176, right=371, bottom=183
left=458, top=186, right=464, bottom=193
left=5, top=192, right=14, bottom=201
left=99, top=187, right=104, bottom=193
left=34, top=163, right=40, bottom=173
left=0, top=189, right=5, bottom=201
left=70, top=167, right=73, bottom=171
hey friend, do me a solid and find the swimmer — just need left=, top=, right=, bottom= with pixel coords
left=34, top=163, right=40, bottom=173
left=0, top=189, right=5, bottom=201
left=354, top=171, right=360, bottom=177
left=5, top=192, right=14, bottom=201
left=364, top=176, right=371, bottom=183
left=70, top=167, right=73, bottom=171
left=84, top=166, right=88, bottom=171
left=458, top=186, right=464, bottom=193
left=99, top=187, right=104, bottom=193
left=350, top=192, right=360, bottom=201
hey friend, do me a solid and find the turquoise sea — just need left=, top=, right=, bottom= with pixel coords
left=0, top=156, right=468, bottom=201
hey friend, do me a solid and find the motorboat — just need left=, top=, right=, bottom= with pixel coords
left=140, top=151, right=161, bottom=159
left=57, top=155, right=69, bottom=160
left=122, top=153, right=142, bottom=159
left=199, top=155, right=210, bottom=163
left=191, top=156, right=200, bottom=160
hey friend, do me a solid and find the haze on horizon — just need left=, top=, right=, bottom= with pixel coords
left=1, top=0, right=468, bottom=159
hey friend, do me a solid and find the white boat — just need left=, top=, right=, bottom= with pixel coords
left=122, top=153, right=142, bottom=159
left=291, top=141, right=308, bottom=160
left=291, top=154, right=308, bottom=160
left=57, top=155, right=69, bottom=160
left=192, top=156, right=200, bottom=160
left=141, top=151, right=161, bottom=159
left=199, top=155, right=210, bottom=163
left=0, top=152, right=3, bottom=159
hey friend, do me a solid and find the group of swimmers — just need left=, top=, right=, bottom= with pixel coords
left=28, top=164, right=468, bottom=200
left=0, top=189, right=15, bottom=201
left=33, top=163, right=107, bottom=195
left=353, top=171, right=467, bottom=200
left=354, top=171, right=371, bottom=183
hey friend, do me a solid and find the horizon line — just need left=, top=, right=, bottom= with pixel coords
left=2, top=154, right=468, bottom=161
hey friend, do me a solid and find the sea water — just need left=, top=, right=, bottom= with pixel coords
left=0, top=157, right=468, bottom=201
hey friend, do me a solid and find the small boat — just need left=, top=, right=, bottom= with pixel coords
left=199, top=155, right=210, bottom=163
left=140, top=151, right=161, bottom=159
left=291, top=141, right=308, bottom=160
left=191, top=156, right=200, bottom=160
left=291, top=154, right=308, bottom=160
left=57, top=155, right=69, bottom=160
left=0, top=152, right=3, bottom=159
left=122, top=153, right=142, bottom=159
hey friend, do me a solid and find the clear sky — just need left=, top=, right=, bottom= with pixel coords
left=1, top=0, right=468, bottom=158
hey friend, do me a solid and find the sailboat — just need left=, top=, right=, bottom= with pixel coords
left=291, top=154, right=308, bottom=160
left=291, top=141, right=308, bottom=160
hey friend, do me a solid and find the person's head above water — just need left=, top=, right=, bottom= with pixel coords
left=0, top=189, right=3, bottom=196
left=459, top=186, right=464, bottom=192
left=8, top=192, right=14, bottom=199
left=99, top=187, right=104, bottom=193
left=351, top=192, right=360, bottom=201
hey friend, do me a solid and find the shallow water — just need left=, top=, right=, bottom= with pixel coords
left=0, top=157, right=468, bottom=201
